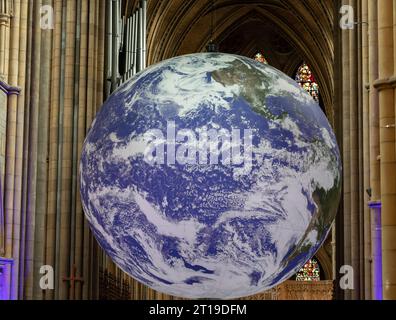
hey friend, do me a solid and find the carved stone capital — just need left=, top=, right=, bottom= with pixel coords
left=373, top=77, right=396, bottom=91
left=0, top=80, right=21, bottom=96
left=390, top=76, right=396, bottom=88
left=0, top=13, right=10, bottom=26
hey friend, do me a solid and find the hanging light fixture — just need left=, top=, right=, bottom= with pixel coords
left=206, top=0, right=218, bottom=52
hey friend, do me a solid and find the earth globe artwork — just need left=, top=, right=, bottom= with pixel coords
left=80, top=53, right=342, bottom=299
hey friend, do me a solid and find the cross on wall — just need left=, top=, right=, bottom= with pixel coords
left=63, top=265, right=84, bottom=300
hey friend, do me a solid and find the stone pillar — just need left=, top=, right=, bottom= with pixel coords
left=2, top=0, right=24, bottom=300
left=391, top=0, right=396, bottom=299
left=32, top=0, right=53, bottom=300
left=333, top=0, right=344, bottom=300
left=10, top=0, right=28, bottom=300
left=82, top=0, right=98, bottom=299
left=369, top=201, right=383, bottom=299
left=0, top=0, right=111, bottom=300
left=4, top=0, right=20, bottom=260
left=0, top=0, right=11, bottom=81
left=0, top=83, right=20, bottom=259
left=361, top=0, right=372, bottom=300
left=0, top=0, right=12, bottom=258
left=0, top=257, right=13, bottom=300
left=368, top=0, right=380, bottom=301
left=24, top=0, right=43, bottom=300
left=0, top=171, right=3, bottom=257
left=57, top=0, right=76, bottom=300
left=374, top=0, right=396, bottom=300
left=44, top=0, right=106, bottom=300
left=348, top=0, right=360, bottom=300
left=74, top=0, right=88, bottom=301
left=341, top=0, right=352, bottom=300
left=45, top=0, right=62, bottom=300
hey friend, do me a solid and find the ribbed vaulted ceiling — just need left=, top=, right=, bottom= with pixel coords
left=144, top=0, right=336, bottom=123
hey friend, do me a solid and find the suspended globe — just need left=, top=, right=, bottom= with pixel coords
left=80, top=53, right=341, bottom=299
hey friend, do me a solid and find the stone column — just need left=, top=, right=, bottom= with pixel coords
left=1, top=0, right=112, bottom=300
left=361, top=0, right=372, bottom=300
left=10, top=0, right=28, bottom=300
left=0, top=0, right=11, bottom=258
left=45, top=0, right=62, bottom=300
left=4, top=0, right=20, bottom=261
left=342, top=0, right=352, bottom=300
left=2, top=0, right=22, bottom=300
left=0, top=257, right=13, bottom=300
left=391, top=0, right=396, bottom=299
left=24, top=0, right=43, bottom=300
left=368, top=1, right=380, bottom=301
left=369, top=201, right=383, bottom=299
left=374, top=0, right=396, bottom=300
left=74, top=0, right=88, bottom=301
left=33, top=0, right=53, bottom=300
left=57, top=0, right=76, bottom=300
left=41, top=0, right=106, bottom=300
left=0, top=0, right=10, bottom=81
left=82, top=0, right=97, bottom=299
left=349, top=0, right=360, bottom=300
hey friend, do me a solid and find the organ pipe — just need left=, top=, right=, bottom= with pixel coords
left=111, top=0, right=119, bottom=91
left=133, top=12, right=138, bottom=76
left=106, top=0, right=147, bottom=91
left=105, top=0, right=112, bottom=97
left=125, top=16, right=131, bottom=81
left=142, top=0, right=147, bottom=70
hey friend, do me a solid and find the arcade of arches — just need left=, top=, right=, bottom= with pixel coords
left=0, top=0, right=395, bottom=300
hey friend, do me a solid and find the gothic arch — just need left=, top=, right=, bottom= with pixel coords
left=315, top=246, right=333, bottom=281
left=146, top=0, right=336, bottom=126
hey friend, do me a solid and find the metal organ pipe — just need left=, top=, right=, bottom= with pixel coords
left=137, top=7, right=143, bottom=73
left=111, top=0, right=119, bottom=91
left=129, top=14, right=134, bottom=78
left=133, top=12, right=138, bottom=76
left=106, top=0, right=112, bottom=96
left=107, top=0, right=148, bottom=88
left=130, top=13, right=135, bottom=77
left=124, top=16, right=130, bottom=82
left=142, top=0, right=147, bottom=70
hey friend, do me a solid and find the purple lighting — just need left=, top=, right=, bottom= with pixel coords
left=368, top=201, right=383, bottom=300
left=0, top=80, right=21, bottom=96
left=0, top=257, right=13, bottom=300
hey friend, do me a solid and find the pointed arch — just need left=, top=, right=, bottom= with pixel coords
left=295, top=257, right=322, bottom=281
left=295, top=63, right=320, bottom=102
left=146, top=0, right=336, bottom=126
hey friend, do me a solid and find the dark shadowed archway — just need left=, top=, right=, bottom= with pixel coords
left=146, top=0, right=336, bottom=127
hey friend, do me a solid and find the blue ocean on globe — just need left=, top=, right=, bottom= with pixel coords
left=80, top=53, right=342, bottom=299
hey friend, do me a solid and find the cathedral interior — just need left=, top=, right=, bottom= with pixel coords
left=0, top=0, right=395, bottom=300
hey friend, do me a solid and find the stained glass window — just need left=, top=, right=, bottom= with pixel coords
left=295, top=63, right=319, bottom=102
left=254, top=52, right=268, bottom=64
left=295, top=258, right=321, bottom=281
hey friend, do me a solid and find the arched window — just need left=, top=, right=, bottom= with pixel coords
left=295, top=257, right=321, bottom=281
left=254, top=52, right=268, bottom=64
left=295, top=63, right=319, bottom=102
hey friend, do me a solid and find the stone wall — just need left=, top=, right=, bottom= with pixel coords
left=241, top=281, right=334, bottom=300
left=0, top=89, right=6, bottom=257
left=0, top=90, right=6, bottom=198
